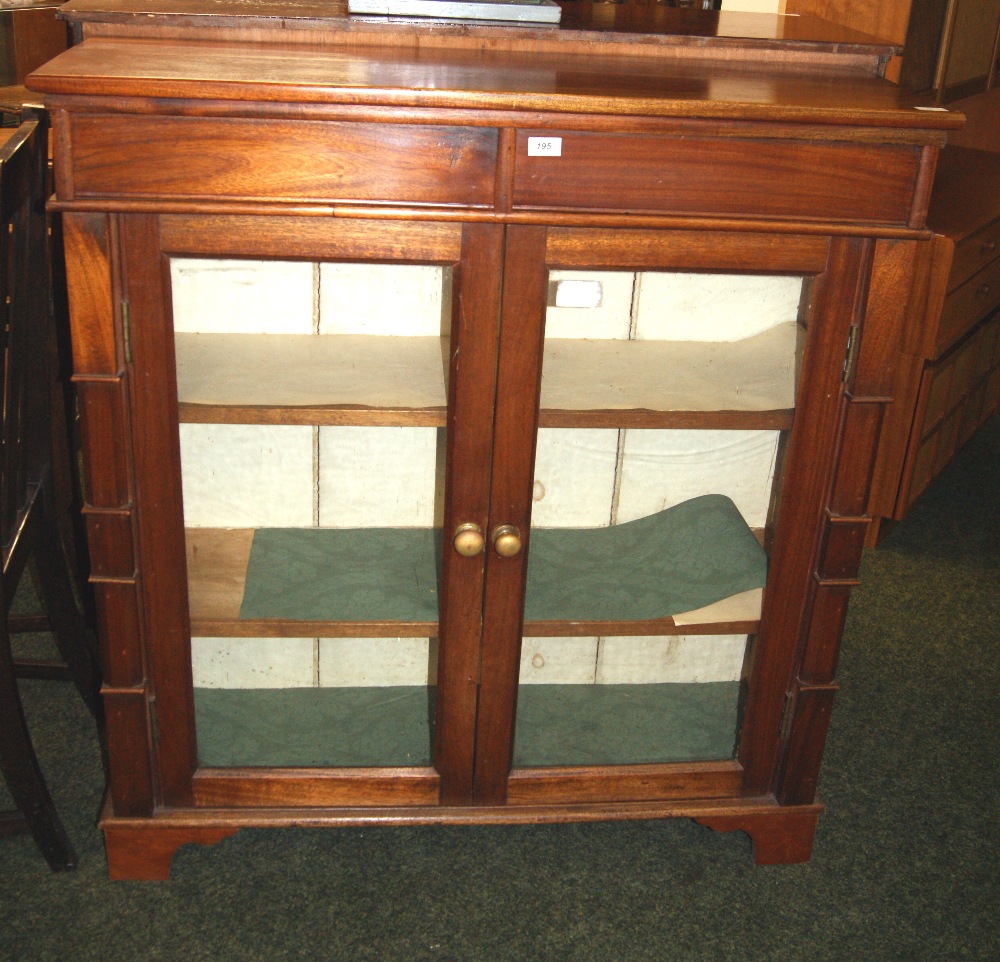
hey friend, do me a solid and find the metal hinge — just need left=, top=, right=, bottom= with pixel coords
left=148, top=694, right=160, bottom=746
left=842, top=324, right=859, bottom=383
left=779, top=690, right=795, bottom=741
left=121, top=299, right=133, bottom=364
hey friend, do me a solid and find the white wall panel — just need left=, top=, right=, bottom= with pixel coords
left=319, top=264, right=449, bottom=335
left=319, top=638, right=435, bottom=686
left=180, top=423, right=316, bottom=527
left=531, top=429, right=620, bottom=527
left=318, top=426, right=443, bottom=527
left=171, top=259, right=315, bottom=334
left=596, top=634, right=748, bottom=684
left=192, top=637, right=316, bottom=688
left=615, top=429, right=779, bottom=527
left=544, top=271, right=635, bottom=339
left=634, top=272, right=803, bottom=341
left=519, top=637, right=600, bottom=684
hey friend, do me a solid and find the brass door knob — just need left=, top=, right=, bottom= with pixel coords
left=492, top=524, right=522, bottom=557
left=453, top=523, right=485, bottom=557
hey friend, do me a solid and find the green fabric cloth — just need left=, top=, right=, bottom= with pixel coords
left=238, top=494, right=766, bottom=624
left=239, top=528, right=442, bottom=622
left=514, top=682, right=740, bottom=766
left=195, top=687, right=435, bottom=767
left=193, top=682, right=740, bottom=768
left=524, top=494, right=765, bottom=621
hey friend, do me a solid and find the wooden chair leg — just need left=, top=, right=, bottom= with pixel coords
left=0, top=620, right=78, bottom=871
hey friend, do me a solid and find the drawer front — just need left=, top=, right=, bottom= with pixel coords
left=949, top=218, right=1000, bottom=292
left=66, top=115, right=498, bottom=208
left=909, top=311, right=1000, bottom=510
left=937, top=255, right=1000, bottom=353
left=512, top=131, right=923, bottom=225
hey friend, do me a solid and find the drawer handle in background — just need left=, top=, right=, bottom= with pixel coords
left=454, top=523, right=485, bottom=557
left=982, top=240, right=998, bottom=255
left=977, top=283, right=993, bottom=297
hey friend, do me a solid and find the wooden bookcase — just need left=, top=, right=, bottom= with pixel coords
left=28, top=0, right=959, bottom=879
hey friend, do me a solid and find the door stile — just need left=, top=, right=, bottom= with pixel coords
left=435, top=221, right=507, bottom=803
left=118, top=212, right=199, bottom=807
left=471, top=224, right=549, bottom=805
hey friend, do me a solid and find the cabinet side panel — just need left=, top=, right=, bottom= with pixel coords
left=62, top=212, right=116, bottom=375
left=93, top=579, right=145, bottom=689
left=775, top=240, right=918, bottom=805
left=739, top=237, right=872, bottom=796
left=103, top=689, right=156, bottom=818
left=75, top=377, right=131, bottom=508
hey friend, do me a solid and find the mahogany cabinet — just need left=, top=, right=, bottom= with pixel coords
left=28, top=1, right=960, bottom=879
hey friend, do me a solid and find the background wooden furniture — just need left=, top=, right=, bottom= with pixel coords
left=784, top=0, right=1000, bottom=97
left=0, top=2, right=68, bottom=88
left=868, top=145, right=1000, bottom=540
left=0, top=113, right=100, bottom=871
left=29, top=1, right=958, bottom=880
left=899, top=0, right=1000, bottom=99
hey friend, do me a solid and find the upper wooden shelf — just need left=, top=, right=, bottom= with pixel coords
left=176, top=333, right=450, bottom=427
left=174, top=326, right=797, bottom=429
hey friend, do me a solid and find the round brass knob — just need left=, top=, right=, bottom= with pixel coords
left=453, top=523, right=485, bottom=557
left=492, top=524, right=522, bottom=558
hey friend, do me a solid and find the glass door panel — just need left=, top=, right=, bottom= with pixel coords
left=513, top=267, right=807, bottom=767
left=172, top=256, right=453, bottom=769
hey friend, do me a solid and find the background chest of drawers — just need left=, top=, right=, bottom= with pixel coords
left=870, top=146, right=1000, bottom=540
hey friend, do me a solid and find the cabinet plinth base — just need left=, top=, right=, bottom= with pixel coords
left=101, top=810, right=238, bottom=881
left=99, top=796, right=823, bottom=879
left=694, top=803, right=823, bottom=864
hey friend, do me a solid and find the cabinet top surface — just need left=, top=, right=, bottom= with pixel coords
left=29, top=31, right=962, bottom=132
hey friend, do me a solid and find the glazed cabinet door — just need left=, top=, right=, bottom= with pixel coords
left=79, top=212, right=505, bottom=813
left=472, top=225, right=876, bottom=807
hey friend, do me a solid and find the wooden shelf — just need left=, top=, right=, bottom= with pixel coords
left=176, top=333, right=450, bottom=426
left=541, top=322, right=798, bottom=429
left=177, top=324, right=797, bottom=429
